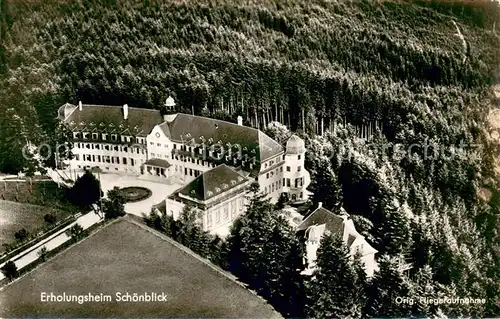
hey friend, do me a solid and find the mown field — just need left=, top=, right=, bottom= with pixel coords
left=0, top=200, right=73, bottom=254
left=0, top=218, right=280, bottom=318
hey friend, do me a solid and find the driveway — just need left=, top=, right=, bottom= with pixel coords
left=97, top=173, right=183, bottom=217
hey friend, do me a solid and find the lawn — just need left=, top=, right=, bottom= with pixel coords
left=0, top=200, right=74, bottom=254
left=0, top=219, right=281, bottom=318
left=0, top=180, right=78, bottom=212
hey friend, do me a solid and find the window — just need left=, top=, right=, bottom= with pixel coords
left=286, top=166, right=291, bottom=172
left=282, top=155, right=285, bottom=160
left=300, top=192, right=303, bottom=199
left=287, top=178, right=290, bottom=187
left=102, top=134, right=107, bottom=141
left=266, top=173, right=269, bottom=179
left=75, top=154, right=80, bottom=161
left=97, top=155, right=101, bottom=162
left=189, top=169, right=193, bottom=176
left=114, top=146, right=119, bottom=151
left=224, top=206, right=229, bottom=220
left=295, top=178, right=298, bottom=188
left=207, top=212, right=212, bottom=227
left=92, top=133, right=98, bottom=139
left=265, top=186, right=268, bottom=194
left=239, top=198, right=244, bottom=211
left=111, top=134, right=117, bottom=141
left=151, top=153, right=155, bottom=157
left=150, top=142, right=154, bottom=145
left=131, top=158, right=134, bottom=166
left=116, top=157, right=120, bottom=164
left=298, top=166, right=301, bottom=172
left=298, top=154, right=301, bottom=160
left=231, top=200, right=237, bottom=216
left=123, top=158, right=127, bottom=165
left=272, top=184, right=275, bottom=192
left=283, top=178, right=285, bottom=186
left=124, top=147, right=128, bottom=152
left=157, top=143, right=161, bottom=147
left=173, top=144, right=177, bottom=149
left=215, top=210, right=220, bottom=224
left=95, top=144, right=100, bottom=150
left=86, top=144, right=90, bottom=149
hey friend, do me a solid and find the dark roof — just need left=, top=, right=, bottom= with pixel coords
left=178, top=164, right=248, bottom=201
left=63, top=104, right=163, bottom=137
left=296, top=206, right=345, bottom=236
left=144, top=158, right=171, bottom=168
left=163, top=114, right=283, bottom=162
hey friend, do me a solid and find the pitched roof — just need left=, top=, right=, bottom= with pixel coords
left=144, top=158, right=171, bottom=168
left=296, top=206, right=345, bottom=236
left=163, top=114, right=283, bottom=162
left=178, top=164, right=249, bottom=201
left=64, top=104, right=163, bottom=137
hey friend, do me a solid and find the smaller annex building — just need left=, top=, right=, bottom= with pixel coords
left=166, top=164, right=252, bottom=237
left=294, top=203, right=378, bottom=277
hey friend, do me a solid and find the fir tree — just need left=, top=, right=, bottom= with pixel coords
left=365, top=255, right=414, bottom=318
left=306, top=232, right=365, bottom=318
left=309, top=158, right=343, bottom=212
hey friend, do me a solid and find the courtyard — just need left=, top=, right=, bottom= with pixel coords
left=0, top=218, right=280, bottom=318
left=91, top=172, right=183, bottom=217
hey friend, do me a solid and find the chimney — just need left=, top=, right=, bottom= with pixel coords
left=237, top=116, right=243, bottom=126
left=78, top=101, right=82, bottom=111
left=318, top=202, right=322, bottom=208
left=123, top=104, right=129, bottom=120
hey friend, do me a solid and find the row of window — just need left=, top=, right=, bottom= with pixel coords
left=285, top=165, right=301, bottom=172
left=264, top=179, right=282, bottom=194
left=174, top=165, right=201, bottom=178
left=262, top=154, right=301, bottom=170
left=206, top=198, right=243, bottom=228
left=75, top=143, right=145, bottom=155
left=266, top=166, right=283, bottom=179
left=75, top=154, right=136, bottom=166
left=149, top=142, right=168, bottom=148
left=282, top=177, right=304, bottom=188
left=74, top=132, right=145, bottom=144
left=172, top=154, right=217, bottom=168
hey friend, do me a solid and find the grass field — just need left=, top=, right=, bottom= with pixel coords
left=0, top=180, right=78, bottom=212
left=0, top=219, right=280, bottom=318
left=0, top=200, right=73, bottom=254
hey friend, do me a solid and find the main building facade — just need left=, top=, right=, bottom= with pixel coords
left=57, top=97, right=311, bottom=236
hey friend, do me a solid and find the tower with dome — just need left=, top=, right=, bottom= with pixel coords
left=282, top=134, right=311, bottom=203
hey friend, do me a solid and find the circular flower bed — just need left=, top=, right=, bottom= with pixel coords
left=119, top=187, right=152, bottom=203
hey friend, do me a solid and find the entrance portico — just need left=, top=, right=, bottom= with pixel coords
left=143, top=158, right=171, bottom=178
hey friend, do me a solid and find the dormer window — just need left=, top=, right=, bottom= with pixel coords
left=215, top=187, right=221, bottom=193
left=80, top=121, right=85, bottom=126
left=208, top=138, right=213, bottom=143
left=222, top=183, right=228, bottom=189
left=237, top=176, right=243, bottom=182
left=99, top=122, right=105, bottom=127
left=230, top=180, right=236, bottom=185
left=207, top=191, right=213, bottom=196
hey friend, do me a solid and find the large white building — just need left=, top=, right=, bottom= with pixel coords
left=57, top=97, right=312, bottom=236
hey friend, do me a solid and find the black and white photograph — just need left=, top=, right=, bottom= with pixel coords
left=0, top=0, right=499, bottom=318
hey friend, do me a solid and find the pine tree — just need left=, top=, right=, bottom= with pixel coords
left=306, top=232, right=364, bottom=318
left=309, top=158, right=343, bottom=211
left=365, top=255, right=414, bottom=318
